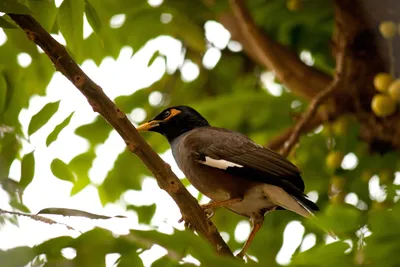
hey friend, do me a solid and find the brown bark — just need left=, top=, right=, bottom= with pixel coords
left=227, top=0, right=332, bottom=100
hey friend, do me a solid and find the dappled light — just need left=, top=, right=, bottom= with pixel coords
left=1, top=1, right=400, bottom=267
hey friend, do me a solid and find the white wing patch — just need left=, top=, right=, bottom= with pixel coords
left=198, top=156, right=243, bottom=170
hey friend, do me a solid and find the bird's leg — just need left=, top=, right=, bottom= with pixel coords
left=200, top=197, right=243, bottom=210
left=236, top=215, right=264, bottom=259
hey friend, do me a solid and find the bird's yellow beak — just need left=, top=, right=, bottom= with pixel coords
left=136, top=120, right=161, bottom=131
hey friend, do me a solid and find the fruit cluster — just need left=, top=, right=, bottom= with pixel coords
left=372, top=73, right=400, bottom=117
left=371, top=21, right=400, bottom=117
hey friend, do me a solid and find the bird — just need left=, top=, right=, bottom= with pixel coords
left=137, top=105, right=326, bottom=258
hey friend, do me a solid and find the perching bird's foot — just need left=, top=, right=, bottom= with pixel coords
left=200, top=205, right=215, bottom=220
left=178, top=215, right=194, bottom=230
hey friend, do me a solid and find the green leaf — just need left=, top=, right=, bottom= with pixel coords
left=75, top=116, right=110, bottom=146
left=27, top=101, right=60, bottom=136
left=127, top=204, right=156, bottom=224
left=0, top=74, right=7, bottom=114
left=26, top=0, right=57, bottom=31
left=0, top=15, right=16, bottom=29
left=0, top=246, right=36, bottom=267
left=292, top=241, right=351, bottom=266
left=46, top=112, right=74, bottom=146
left=35, top=236, right=74, bottom=256
left=117, top=251, right=144, bottom=267
left=57, top=0, right=84, bottom=61
left=84, top=0, right=102, bottom=35
left=50, top=159, right=75, bottom=183
left=0, top=133, right=20, bottom=180
left=0, top=0, right=31, bottom=14
left=19, top=151, right=35, bottom=189
left=69, top=150, right=95, bottom=195
left=37, top=207, right=125, bottom=219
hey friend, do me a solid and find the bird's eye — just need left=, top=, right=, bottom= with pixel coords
left=163, top=110, right=171, bottom=118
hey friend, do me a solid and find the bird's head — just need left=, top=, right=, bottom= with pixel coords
left=137, top=105, right=209, bottom=142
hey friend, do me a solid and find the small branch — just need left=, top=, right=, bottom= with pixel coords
left=279, top=77, right=341, bottom=157
left=267, top=115, right=323, bottom=151
left=229, top=0, right=332, bottom=100
left=279, top=37, right=348, bottom=157
left=0, top=208, right=75, bottom=231
left=8, top=14, right=232, bottom=257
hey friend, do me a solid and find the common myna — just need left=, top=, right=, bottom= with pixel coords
left=137, top=105, right=323, bottom=258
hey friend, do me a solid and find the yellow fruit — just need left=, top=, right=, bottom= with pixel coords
left=388, top=79, right=400, bottom=102
left=371, top=94, right=396, bottom=117
left=326, top=151, right=344, bottom=169
left=379, top=21, right=397, bottom=39
left=373, top=73, right=393, bottom=92
left=286, top=0, right=301, bottom=11
left=331, top=175, right=346, bottom=190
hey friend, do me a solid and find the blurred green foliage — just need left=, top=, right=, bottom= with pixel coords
left=0, top=0, right=399, bottom=266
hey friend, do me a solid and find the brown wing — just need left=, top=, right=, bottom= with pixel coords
left=188, top=127, right=305, bottom=192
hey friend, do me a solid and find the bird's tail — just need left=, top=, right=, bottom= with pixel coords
left=263, top=185, right=337, bottom=239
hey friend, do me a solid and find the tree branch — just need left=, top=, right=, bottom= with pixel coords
left=8, top=14, right=232, bottom=257
left=267, top=115, right=323, bottom=151
left=0, top=208, right=75, bottom=231
left=279, top=35, right=348, bottom=157
left=228, top=0, right=332, bottom=100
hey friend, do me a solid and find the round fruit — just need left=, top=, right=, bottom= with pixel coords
left=286, top=0, right=301, bottom=11
left=388, top=79, right=400, bottom=102
left=379, top=21, right=397, bottom=39
left=371, top=94, right=396, bottom=117
left=326, top=151, right=344, bottom=169
left=373, top=73, right=393, bottom=92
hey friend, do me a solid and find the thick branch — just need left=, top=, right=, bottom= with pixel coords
left=228, top=0, right=332, bottom=100
left=8, top=14, right=232, bottom=257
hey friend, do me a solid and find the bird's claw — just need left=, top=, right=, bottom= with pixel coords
left=201, top=205, right=215, bottom=220
left=178, top=206, right=214, bottom=230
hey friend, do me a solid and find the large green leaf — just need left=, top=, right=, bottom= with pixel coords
left=0, top=0, right=31, bottom=14
left=26, top=0, right=57, bottom=31
left=57, top=0, right=84, bottom=61
left=0, top=246, right=35, bottom=267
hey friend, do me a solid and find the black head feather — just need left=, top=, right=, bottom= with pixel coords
left=147, top=105, right=209, bottom=142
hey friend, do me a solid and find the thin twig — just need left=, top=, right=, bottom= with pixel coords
left=0, top=208, right=75, bottom=231
left=279, top=39, right=347, bottom=157
left=8, top=14, right=232, bottom=256
left=267, top=116, right=323, bottom=151
left=229, top=0, right=332, bottom=100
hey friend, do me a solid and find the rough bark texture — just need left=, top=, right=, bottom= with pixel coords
left=8, top=13, right=233, bottom=257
